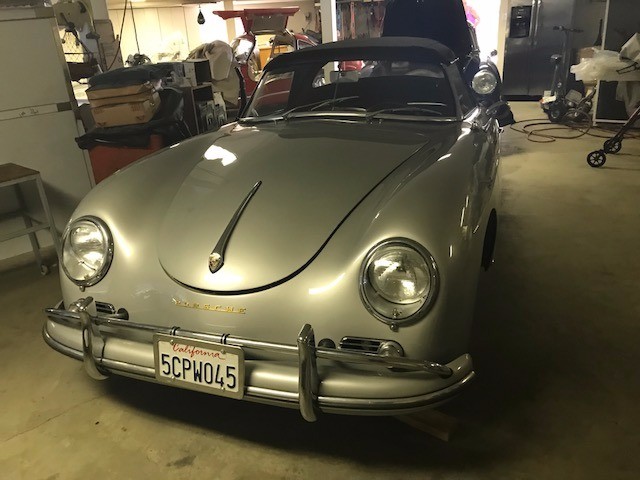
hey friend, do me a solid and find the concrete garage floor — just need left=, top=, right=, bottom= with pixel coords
left=1, top=102, right=639, bottom=479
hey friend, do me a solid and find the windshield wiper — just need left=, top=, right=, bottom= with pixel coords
left=282, top=96, right=360, bottom=120
left=310, top=96, right=360, bottom=111
left=241, top=99, right=447, bottom=124
left=365, top=105, right=448, bottom=122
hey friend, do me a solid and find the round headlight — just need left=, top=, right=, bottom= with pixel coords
left=61, top=216, right=113, bottom=287
left=368, top=247, right=431, bottom=304
left=360, top=239, right=439, bottom=326
left=472, top=70, right=498, bottom=95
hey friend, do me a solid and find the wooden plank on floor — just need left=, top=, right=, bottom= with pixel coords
left=396, top=410, right=459, bottom=442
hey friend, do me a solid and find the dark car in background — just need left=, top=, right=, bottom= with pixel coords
left=214, top=8, right=318, bottom=96
left=383, top=0, right=514, bottom=126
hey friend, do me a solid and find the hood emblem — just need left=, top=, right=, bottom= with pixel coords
left=208, top=180, right=262, bottom=274
left=208, top=253, right=222, bottom=272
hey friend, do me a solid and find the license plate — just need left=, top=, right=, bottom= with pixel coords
left=153, top=334, right=244, bottom=399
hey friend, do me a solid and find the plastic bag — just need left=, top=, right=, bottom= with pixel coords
left=571, top=49, right=639, bottom=82
left=620, top=33, right=640, bottom=63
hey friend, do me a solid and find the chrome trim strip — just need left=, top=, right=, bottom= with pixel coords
left=209, top=180, right=262, bottom=273
left=318, top=371, right=475, bottom=409
left=45, top=304, right=452, bottom=375
left=246, top=386, right=299, bottom=402
left=340, top=336, right=382, bottom=351
left=101, top=358, right=155, bottom=377
left=95, top=301, right=116, bottom=315
left=286, top=111, right=459, bottom=122
left=45, top=308, right=82, bottom=328
left=316, top=349, right=452, bottom=378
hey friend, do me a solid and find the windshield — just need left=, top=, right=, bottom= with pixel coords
left=242, top=56, right=457, bottom=122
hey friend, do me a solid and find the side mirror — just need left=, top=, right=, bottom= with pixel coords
left=486, top=101, right=508, bottom=117
left=486, top=100, right=516, bottom=126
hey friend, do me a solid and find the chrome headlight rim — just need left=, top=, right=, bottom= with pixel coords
left=472, top=69, right=498, bottom=96
left=359, top=237, right=439, bottom=327
left=61, top=215, right=114, bottom=287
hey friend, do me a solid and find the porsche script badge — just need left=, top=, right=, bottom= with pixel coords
left=173, top=298, right=246, bottom=314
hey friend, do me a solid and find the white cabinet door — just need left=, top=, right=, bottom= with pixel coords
left=0, top=16, right=71, bottom=111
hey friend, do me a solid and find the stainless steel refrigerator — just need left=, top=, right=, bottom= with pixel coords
left=502, top=0, right=576, bottom=97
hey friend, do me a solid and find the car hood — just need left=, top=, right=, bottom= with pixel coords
left=213, top=8, right=298, bottom=35
left=382, top=0, right=473, bottom=60
left=158, top=122, right=431, bottom=293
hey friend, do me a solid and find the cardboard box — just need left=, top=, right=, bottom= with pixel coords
left=183, top=58, right=212, bottom=86
left=91, top=92, right=161, bottom=127
left=86, top=82, right=159, bottom=109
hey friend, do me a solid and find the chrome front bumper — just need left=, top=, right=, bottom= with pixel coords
left=44, top=297, right=474, bottom=421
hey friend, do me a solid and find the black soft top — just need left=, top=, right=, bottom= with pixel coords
left=265, top=37, right=456, bottom=72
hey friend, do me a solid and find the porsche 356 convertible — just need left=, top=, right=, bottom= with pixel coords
left=45, top=35, right=505, bottom=422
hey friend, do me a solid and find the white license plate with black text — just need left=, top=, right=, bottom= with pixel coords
left=153, top=334, right=244, bottom=399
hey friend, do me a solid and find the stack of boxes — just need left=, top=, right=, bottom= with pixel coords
left=81, top=57, right=230, bottom=184
left=87, top=81, right=161, bottom=128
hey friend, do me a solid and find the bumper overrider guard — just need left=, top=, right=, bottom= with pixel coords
left=44, top=297, right=475, bottom=422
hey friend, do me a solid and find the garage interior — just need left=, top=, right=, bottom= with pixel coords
left=1, top=0, right=640, bottom=479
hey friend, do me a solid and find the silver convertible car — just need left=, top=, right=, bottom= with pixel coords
left=45, top=37, right=502, bottom=422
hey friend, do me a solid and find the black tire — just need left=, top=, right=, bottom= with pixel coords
left=603, top=138, right=622, bottom=154
left=547, top=102, right=567, bottom=123
left=587, top=150, right=606, bottom=168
